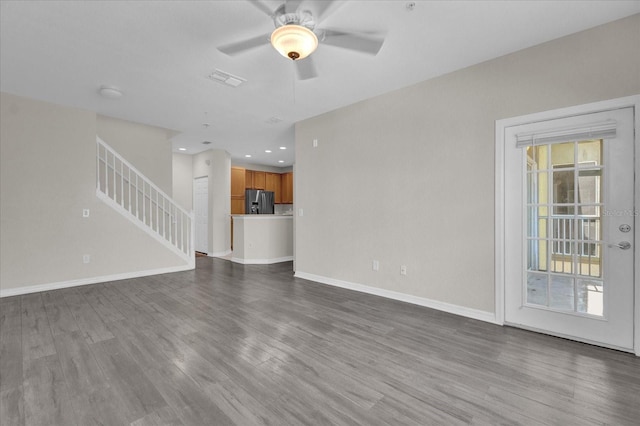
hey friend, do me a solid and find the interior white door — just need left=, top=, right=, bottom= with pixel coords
left=504, top=107, right=634, bottom=351
left=194, top=177, right=208, bottom=254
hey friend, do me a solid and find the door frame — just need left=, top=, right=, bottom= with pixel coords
left=495, top=95, right=640, bottom=356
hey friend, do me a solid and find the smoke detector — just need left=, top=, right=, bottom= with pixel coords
left=98, top=85, right=123, bottom=99
left=266, top=116, right=283, bottom=124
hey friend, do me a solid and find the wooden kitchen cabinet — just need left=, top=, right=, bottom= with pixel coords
left=231, top=198, right=245, bottom=215
left=234, top=168, right=289, bottom=209
left=253, top=171, right=266, bottom=189
left=281, top=172, right=293, bottom=204
left=265, top=172, right=282, bottom=203
left=245, top=170, right=266, bottom=189
left=231, top=167, right=246, bottom=214
left=274, top=174, right=282, bottom=203
left=231, top=167, right=245, bottom=197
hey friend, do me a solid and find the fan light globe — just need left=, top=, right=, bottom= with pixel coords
left=270, top=24, right=318, bottom=60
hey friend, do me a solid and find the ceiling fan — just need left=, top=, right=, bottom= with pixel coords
left=217, top=0, right=385, bottom=80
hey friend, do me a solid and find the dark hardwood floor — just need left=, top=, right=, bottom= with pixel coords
left=1, top=257, right=639, bottom=425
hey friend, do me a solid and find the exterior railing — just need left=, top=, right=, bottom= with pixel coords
left=96, top=137, right=193, bottom=262
left=550, top=215, right=600, bottom=258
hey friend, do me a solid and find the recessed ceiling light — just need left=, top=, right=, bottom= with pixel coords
left=265, top=150, right=272, bottom=153
left=245, top=154, right=252, bottom=158
left=98, top=85, right=123, bottom=99
left=178, top=148, right=187, bottom=151
left=278, top=160, right=284, bottom=163
left=279, top=146, right=287, bottom=150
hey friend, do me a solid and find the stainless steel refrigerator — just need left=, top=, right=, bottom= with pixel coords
left=245, top=190, right=275, bottom=214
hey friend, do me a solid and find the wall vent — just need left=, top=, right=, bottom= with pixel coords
left=207, top=69, right=246, bottom=87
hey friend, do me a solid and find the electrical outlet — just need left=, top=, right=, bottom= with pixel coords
left=82, top=209, right=90, bottom=218
left=83, top=254, right=91, bottom=264
left=372, top=260, right=379, bottom=271
left=400, top=265, right=407, bottom=275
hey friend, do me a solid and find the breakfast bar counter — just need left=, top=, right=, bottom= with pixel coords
left=231, top=215, right=293, bottom=264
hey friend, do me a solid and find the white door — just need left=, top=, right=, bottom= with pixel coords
left=194, top=177, right=208, bottom=254
left=504, top=108, right=634, bottom=351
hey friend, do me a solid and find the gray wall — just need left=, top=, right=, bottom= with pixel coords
left=294, top=15, right=640, bottom=315
left=97, top=115, right=174, bottom=196
left=0, top=93, right=186, bottom=293
left=172, top=153, right=194, bottom=211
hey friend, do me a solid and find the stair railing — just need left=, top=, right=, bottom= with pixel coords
left=96, top=137, right=194, bottom=262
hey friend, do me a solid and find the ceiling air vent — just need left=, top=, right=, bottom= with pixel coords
left=207, top=69, right=246, bottom=87
left=202, top=141, right=212, bottom=145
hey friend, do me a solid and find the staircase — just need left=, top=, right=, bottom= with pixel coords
left=96, top=137, right=194, bottom=264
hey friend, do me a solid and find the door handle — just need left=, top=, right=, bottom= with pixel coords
left=608, top=241, right=631, bottom=250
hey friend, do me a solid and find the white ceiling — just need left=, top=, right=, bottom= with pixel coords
left=2, top=1, right=638, bottom=167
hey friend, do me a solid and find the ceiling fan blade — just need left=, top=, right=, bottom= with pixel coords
left=218, top=33, right=271, bottom=55
left=321, top=29, right=385, bottom=55
left=296, top=56, right=318, bottom=80
left=314, top=0, right=345, bottom=23
left=284, top=0, right=304, bottom=13
left=247, top=0, right=274, bottom=16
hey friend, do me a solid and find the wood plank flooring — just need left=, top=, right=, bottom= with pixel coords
left=1, top=257, right=639, bottom=425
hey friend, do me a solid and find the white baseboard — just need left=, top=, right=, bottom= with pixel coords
left=294, top=271, right=498, bottom=325
left=231, top=256, right=294, bottom=265
left=208, top=249, right=232, bottom=258
left=0, top=263, right=195, bottom=298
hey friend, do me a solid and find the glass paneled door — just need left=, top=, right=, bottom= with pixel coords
left=526, top=140, right=604, bottom=315
left=504, top=108, right=635, bottom=351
